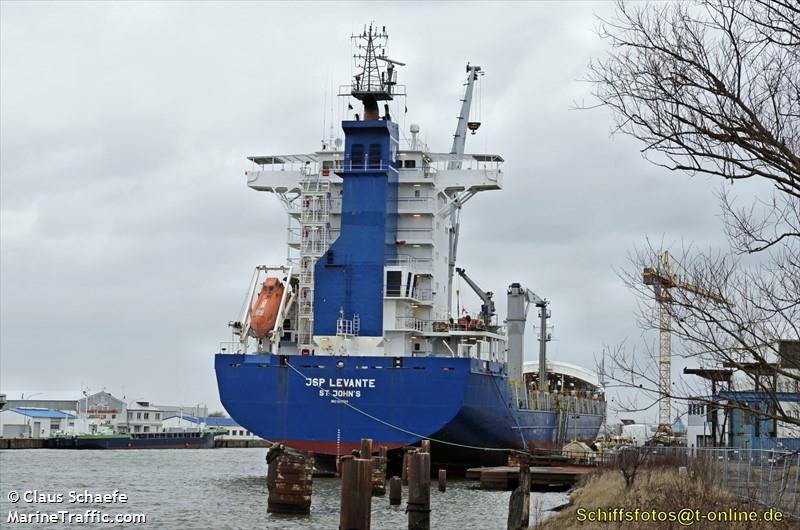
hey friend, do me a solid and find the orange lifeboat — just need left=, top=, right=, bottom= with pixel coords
left=250, top=277, right=284, bottom=339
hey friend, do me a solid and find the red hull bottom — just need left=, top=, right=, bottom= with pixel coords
left=276, top=439, right=408, bottom=455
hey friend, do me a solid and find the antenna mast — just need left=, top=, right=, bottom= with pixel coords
left=350, top=24, right=405, bottom=121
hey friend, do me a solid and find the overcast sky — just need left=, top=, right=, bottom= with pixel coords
left=1, top=2, right=759, bottom=422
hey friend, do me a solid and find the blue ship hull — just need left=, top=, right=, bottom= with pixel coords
left=215, top=353, right=602, bottom=463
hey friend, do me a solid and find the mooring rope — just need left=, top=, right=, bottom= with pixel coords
left=284, top=360, right=528, bottom=454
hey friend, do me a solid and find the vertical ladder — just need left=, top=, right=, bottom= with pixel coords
left=556, top=410, right=569, bottom=448
left=297, top=165, right=331, bottom=350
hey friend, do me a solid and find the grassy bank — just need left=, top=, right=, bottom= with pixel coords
left=532, top=462, right=794, bottom=529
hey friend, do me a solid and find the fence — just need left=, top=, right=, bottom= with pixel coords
left=693, top=447, right=800, bottom=518
left=588, top=446, right=800, bottom=519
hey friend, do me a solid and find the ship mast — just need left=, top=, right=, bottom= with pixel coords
left=350, top=24, right=404, bottom=117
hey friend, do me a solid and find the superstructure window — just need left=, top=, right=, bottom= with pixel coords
left=368, top=144, right=382, bottom=168
left=351, top=144, right=365, bottom=169
left=386, top=271, right=401, bottom=297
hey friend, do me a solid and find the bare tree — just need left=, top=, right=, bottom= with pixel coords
left=590, top=0, right=798, bottom=197
left=589, top=1, right=800, bottom=435
left=617, top=446, right=648, bottom=488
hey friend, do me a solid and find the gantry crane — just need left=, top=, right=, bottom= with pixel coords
left=643, top=250, right=728, bottom=433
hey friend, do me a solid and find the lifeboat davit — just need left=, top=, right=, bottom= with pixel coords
left=250, top=277, right=284, bottom=339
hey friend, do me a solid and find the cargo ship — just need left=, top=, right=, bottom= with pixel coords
left=48, top=431, right=216, bottom=449
left=215, top=26, right=604, bottom=469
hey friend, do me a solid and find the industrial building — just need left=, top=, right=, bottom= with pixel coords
left=685, top=340, right=800, bottom=451
left=0, top=408, right=76, bottom=438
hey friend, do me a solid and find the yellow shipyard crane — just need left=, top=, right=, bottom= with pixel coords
left=643, top=251, right=728, bottom=434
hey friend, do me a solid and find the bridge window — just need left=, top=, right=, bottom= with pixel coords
left=351, top=144, right=365, bottom=169
left=368, top=144, right=382, bottom=168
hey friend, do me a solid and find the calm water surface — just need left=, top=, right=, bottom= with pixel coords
left=0, top=448, right=568, bottom=529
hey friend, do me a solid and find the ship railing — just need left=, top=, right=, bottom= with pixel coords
left=393, top=317, right=431, bottom=333
left=218, top=342, right=245, bottom=354
left=395, top=228, right=433, bottom=243
left=248, top=155, right=319, bottom=174
left=448, top=312, right=495, bottom=331
left=385, top=288, right=433, bottom=302
left=301, top=179, right=331, bottom=193
left=305, top=241, right=336, bottom=255
left=288, top=227, right=340, bottom=245
left=335, top=160, right=396, bottom=173
left=426, top=154, right=504, bottom=173
left=411, top=288, right=433, bottom=301
left=300, top=210, right=330, bottom=223
left=338, top=83, right=407, bottom=99
left=393, top=316, right=501, bottom=334
left=385, top=255, right=434, bottom=273
left=336, top=315, right=360, bottom=337
left=395, top=197, right=434, bottom=212
left=423, top=165, right=437, bottom=177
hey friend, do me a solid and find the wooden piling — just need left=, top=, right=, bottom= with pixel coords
left=340, top=455, right=373, bottom=530
left=401, top=450, right=412, bottom=486
left=266, top=445, right=314, bottom=515
left=360, top=438, right=373, bottom=458
left=407, top=451, right=431, bottom=530
left=420, top=439, right=430, bottom=454
left=438, top=469, right=447, bottom=492
left=371, top=455, right=387, bottom=496
left=389, top=476, right=402, bottom=506
left=506, top=463, right=531, bottom=530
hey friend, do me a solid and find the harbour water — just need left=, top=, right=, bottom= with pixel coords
left=1, top=448, right=568, bottom=529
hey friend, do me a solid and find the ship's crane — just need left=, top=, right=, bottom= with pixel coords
left=446, top=64, right=484, bottom=317
left=449, top=63, right=483, bottom=165
left=507, top=283, right=549, bottom=407
left=643, top=250, right=728, bottom=434
left=455, top=267, right=495, bottom=325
